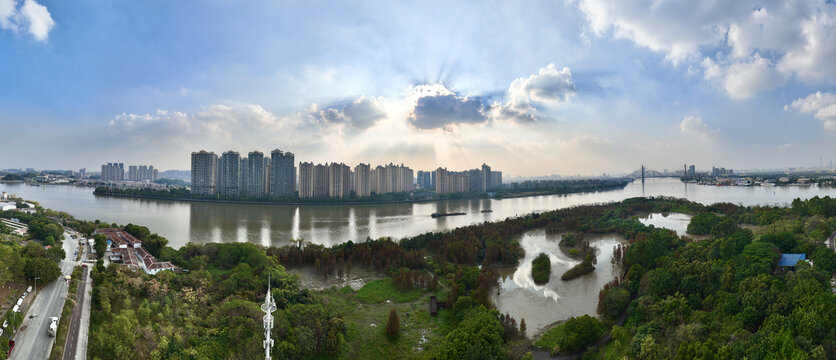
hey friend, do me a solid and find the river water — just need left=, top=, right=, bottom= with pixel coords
left=1, top=178, right=834, bottom=249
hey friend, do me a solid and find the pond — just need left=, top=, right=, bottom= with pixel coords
left=637, top=212, right=694, bottom=237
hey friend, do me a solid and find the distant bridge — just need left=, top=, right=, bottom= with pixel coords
left=625, top=167, right=670, bottom=180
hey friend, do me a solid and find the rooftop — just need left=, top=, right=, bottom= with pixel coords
left=778, top=253, right=807, bottom=267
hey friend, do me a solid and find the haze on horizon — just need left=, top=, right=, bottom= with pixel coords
left=2, top=0, right=836, bottom=177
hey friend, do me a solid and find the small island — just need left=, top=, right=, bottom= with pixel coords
left=531, top=253, right=551, bottom=284
left=561, top=253, right=596, bottom=280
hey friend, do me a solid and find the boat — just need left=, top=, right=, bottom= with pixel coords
left=431, top=212, right=466, bottom=218
left=480, top=209, right=493, bottom=213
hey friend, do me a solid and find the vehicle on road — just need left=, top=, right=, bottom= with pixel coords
left=81, top=264, right=88, bottom=268
left=6, top=339, right=14, bottom=356
left=29, top=313, right=37, bottom=319
left=2, top=320, right=7, bottom=328
left=48, top=317, right=58, bottom=337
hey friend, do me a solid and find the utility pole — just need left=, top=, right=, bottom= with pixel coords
left=261, top=276, right=276, bottom=360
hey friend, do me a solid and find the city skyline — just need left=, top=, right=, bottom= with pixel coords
left=3, top=1, right=836, bottom=176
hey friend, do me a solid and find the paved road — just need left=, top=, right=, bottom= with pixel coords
left=10, top=232, right=78, bottom=360
left=62, top=266, right=88, bottom=360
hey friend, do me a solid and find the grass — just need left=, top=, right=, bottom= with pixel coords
left=48, top=266, right=81, bottom=360
left=355, top=278, right=424, bottom=304
left=316, top=280, right=452, bottom=359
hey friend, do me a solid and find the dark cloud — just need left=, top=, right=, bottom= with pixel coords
left=309, top=96, right=386, bottom=130
left=408, top=94, right=487, bottom=129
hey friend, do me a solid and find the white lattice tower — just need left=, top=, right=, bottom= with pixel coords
left=261, top=276, right=277, bottom=360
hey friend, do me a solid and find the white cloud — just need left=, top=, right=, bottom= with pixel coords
left=20, top=0, right=53, bottom=41
left=679, top=116, right=719, bottom=137
left=507, top=63, right=576, bottom=104
left=702, top=55, right=785, bottom=100
left=789, top=91, right=836, bottom=129
left=577, top=0, right=836, bottom=97
left=407, top=84, right=488, bottom=130
left=108, top=104, right=291, bottom=147
left=494, top=63, right=576, bottom=123
left=0, top=0, right=54, bottom=41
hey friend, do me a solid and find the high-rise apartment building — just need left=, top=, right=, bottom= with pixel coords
left=417, top=171, right=433, bottom=190
left=101, top=163, right=125, bottom=182
left=328, top=163, right=352, bottom=198
left=354, top=163, right=371, bottom=197
left=246, top=151, right=266, bottom=197
left=298, top=162, right=313, bottom=198
left=270, top=149, right=296, bottom=198
left=219, top=151, right=241, bottom=196
left=313, top=164, right=329, bottom=197
left=127, top=165, right=157, bottom=182
left=481, top=163, right=492, bottom=191
left=191, top=151, right=218, bottom=195
left=490, top=171, right=502, bottom=188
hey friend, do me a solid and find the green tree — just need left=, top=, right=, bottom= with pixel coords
left=43, top=235, right=55, bottom=246
left=385, top=308, right=400, bottom=341
left=531, top=253, right=551, bottom=284
left=24, top=241, right=45, bottom=257
left=437, top=307, right=504, bottom=360
left=24, top=257, right=62, bottom=283
left=93, top=234, right=107, bottom=257
left=45, top=245, right=65, bottom=262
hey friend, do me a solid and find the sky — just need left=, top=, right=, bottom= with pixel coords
left=2, top=0, right=836, bottom=177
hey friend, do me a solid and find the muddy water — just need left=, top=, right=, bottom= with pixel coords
left=491, top=229, right=627, bottom=336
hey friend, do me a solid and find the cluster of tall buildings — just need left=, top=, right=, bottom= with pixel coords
left=711, top=167, right=734, bottom=177
left=299, top=162, right=413, bottom=198
left=101, top=163, right=158, bottom=182
left=190, top=149, right=501, bottom=199
left=191, top=149, right=296, bottom=198
left=433, top=164, right=500, bottom=194
left=684, top=164, right=697, bottom=179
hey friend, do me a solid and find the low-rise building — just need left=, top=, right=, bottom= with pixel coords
left=95, top=228, right=175, bottom=275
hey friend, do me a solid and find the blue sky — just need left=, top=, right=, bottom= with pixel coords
left=2, top=0, right=836, bottom=176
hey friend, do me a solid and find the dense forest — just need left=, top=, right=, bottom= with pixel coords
left=9, top=194, right=834, bottom=359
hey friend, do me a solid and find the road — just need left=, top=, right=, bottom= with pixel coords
left=9, top=231, right=78, bottom=360
left=61, top=266, right=88, bottom=360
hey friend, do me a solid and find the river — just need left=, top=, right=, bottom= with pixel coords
left=1, top=178, right=834, bottom=249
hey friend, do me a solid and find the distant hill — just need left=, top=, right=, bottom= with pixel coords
left=159, top=170, right=190, bottom=182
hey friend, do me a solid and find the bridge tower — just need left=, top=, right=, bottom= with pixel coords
left=641, top=165, right=645, bottom=183
left=261, top=277, right=277, bottom=360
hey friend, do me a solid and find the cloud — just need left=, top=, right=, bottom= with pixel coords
left=308, top=96, right=386, bottom=130
left=0, top=0, right=54, bottom=41
left=789, top=91, right=836, bottom=129
left=507, top=63, right=576, bottom=103
left=577, top=0, right=836, bottom=97
left=702, top=55, right=785, bottom=100
left=494, top=63, right=576, bottom=123
left=679, top=116, right=719, bottom=137
left=407, top=84, right=488, bottom=129
left=108, top=104, right=287, bottom=145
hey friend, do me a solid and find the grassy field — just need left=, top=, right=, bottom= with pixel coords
left=354, top=278, right=425, bottom=304
left=317, top=280, right=451, bottom=359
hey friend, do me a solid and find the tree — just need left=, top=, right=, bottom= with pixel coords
left=385, top=308, right=400, bottom=341
left=24, top=257, right=61, bottom=283
left=24, top=241, right=45, bottom=257
left=45, top=245, right=65, bottom=262
left=43, top=235, right=55, bottom=246
left=520, top=318, right=527, bottom=336
left=437, top=307, right=504, bottom=360
left=94, top=234, right=108, bottom=257
left=531, top=253, right=551, bottom=284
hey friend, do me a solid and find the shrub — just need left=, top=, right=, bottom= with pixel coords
left=531, top=253, right=551, bottom=284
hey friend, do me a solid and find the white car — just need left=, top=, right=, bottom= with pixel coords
left=2, top=320, right=7, bottom=328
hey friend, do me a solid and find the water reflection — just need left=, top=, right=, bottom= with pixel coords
left=637, top=212, right=693, bottom=237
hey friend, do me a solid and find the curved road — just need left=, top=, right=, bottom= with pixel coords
left=9, top=231, right=79, bottom=360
